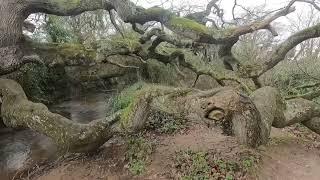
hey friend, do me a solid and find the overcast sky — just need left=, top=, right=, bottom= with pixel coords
left=135, top=0, right=319, bottom=39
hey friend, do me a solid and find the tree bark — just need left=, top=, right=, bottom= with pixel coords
left=0, top=78, right=121, bottom=152
left=1, top=78, right=320, bottom=151
left=0, top=0, right=27, bottom=74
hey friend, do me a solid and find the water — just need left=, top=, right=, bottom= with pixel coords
left=0, top=92, right=112, bottom=179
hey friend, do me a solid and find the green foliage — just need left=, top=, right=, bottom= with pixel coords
left=126, top=135, right=153, bottom=175
left=146, top=111, right=186, bottom=134
left=57, top=43, right=96, bottom=60
left=17, top=64, right=69, bottom=104
left=146, top=59, right=181, bottom=86
left=99, top=31, right=141, bottom=53
left=169, top=17, right=209, bottom=34
left=46, top=15, right=77, bottom=43
left=108, top=82, right=148, bottom=128
left=175, top=150, right=211, bottom=180
left=174, top=150, right=258, bottom=180
left=242, top=157, right=255, bottom=171
left=109, top=82, right=145, bottom=112
left=263, top=57, right=320, bottom=102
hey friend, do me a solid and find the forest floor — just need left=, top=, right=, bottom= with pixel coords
left=19, top=123, right=320, bottom=180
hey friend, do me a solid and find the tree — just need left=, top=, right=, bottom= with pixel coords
left=1, top=0, right=320, bottom=152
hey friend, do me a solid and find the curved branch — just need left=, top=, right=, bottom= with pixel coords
left=184, top=0, right=219, bottom=24
left=259, top=23, right=320, bottom=76
left=0, top=78, right=121, bottom=152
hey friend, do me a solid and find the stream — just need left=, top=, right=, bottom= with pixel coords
left=0, top=92, right=113, bottom=179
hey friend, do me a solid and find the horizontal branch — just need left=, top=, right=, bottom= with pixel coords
left=25, top=0, right=113, bottom=15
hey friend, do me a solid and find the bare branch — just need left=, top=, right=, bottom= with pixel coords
left=104, top=58, right=140, bottom=69
left=297, top=0, right=320, bottom=11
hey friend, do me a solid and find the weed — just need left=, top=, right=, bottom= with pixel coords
left=174, top=150, right=258, bottom=180
left=147, top=111, right=187, bottom=134
left=125, top=134, right=153, bottom=175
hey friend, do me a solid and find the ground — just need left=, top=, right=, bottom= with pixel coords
left=18, top=123, right=320, bottom=180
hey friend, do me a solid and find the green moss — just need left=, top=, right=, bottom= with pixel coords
left=106, top=31, right=141, bottom=52
left=169, top=17, right=209, bottom=34
left=145, top=7, right=173, bottom=18
left=110, top=83, right=189, bottom=130
left=209, top=27, right=236, bottom=37
left=109, top=82, right=146, bottom=128
left=146, top=59, right=180, bottom=86
left=16, top=64, right=70, bottom=104
left=58, top=43, right=96, bottom=60
left=30, top=42, right=96, bottom=62
left=111, top=82, right=145, bottom=111
left=54, top=0, right=80, bottom=9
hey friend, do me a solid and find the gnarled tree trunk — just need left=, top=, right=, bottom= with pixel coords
left=0, top=0, right=26, bottom=74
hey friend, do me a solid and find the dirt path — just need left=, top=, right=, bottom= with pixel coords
left=256, top=129, right=320, bottom=180
left=22, top=126, right=320, bottom=180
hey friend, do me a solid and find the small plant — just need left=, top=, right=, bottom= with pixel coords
left=174, top=150, right=258, bottom=180
left=125, top=134, right=153, bottom=175
left=242, top=157, right=255, bottom=170
left=109, top=82, right=145, bottom=112
left=146, top=111, right=186, bottom=134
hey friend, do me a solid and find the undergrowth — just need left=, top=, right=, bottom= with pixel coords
left=125, top=134, right=154, bottom=175
left=146, top=111, right=187, bottom=134
left=174, top=150, right=259, bottom=180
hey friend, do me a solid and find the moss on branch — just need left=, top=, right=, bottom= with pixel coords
left=169, top=17, right=210, bottom=34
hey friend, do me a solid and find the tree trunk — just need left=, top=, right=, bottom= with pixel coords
left=0, top=0, right=26, bottom=73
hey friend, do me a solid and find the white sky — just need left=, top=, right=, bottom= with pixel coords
left=135, top=0, right=320, bottom=39
left=27, top=0, right=320, bottom=41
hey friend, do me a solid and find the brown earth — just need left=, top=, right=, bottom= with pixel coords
left=16, top=124, right=320, bottom=180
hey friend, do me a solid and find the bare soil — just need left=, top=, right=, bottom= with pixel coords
left=21, top=124, right=320, bottom=180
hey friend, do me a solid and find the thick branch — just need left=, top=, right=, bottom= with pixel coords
left=25, top=0, right=113, bottom=15
left=0, top=78, right=121, bottom=152
left=259, top=23, right=320, bottom=76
